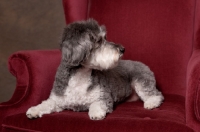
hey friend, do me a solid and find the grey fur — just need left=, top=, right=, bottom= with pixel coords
left=26, top=19, right=164, bottom=120
left=52, top=19, right=163, bottom=112
left=52, top=20, right=100, bottom=95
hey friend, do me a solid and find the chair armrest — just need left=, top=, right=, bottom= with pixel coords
left=0, top=49, right=61, bottom=126
left=186, top=50, right=200, bottom=131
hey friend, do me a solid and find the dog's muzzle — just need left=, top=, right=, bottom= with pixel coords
left=119, top=46, right=125, bottom=54
left=116, top=44, right=125, bottom=57
left=109, top=42, right=125, bottom=53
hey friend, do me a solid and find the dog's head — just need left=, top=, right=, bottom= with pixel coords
left=60, top=19, right=125, bottom=70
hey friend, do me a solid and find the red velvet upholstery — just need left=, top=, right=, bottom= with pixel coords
left=1, top=95, right=193, bottom=132
left=1, top=0, right=200, bottom=131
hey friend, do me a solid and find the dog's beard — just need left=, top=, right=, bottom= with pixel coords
left=82, top=44, right=121, bottom=70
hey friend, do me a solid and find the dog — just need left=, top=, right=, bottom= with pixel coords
left=26, top=19, right=164, bottom=120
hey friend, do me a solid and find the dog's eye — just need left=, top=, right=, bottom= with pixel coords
left=90, top=35, right=95, bottom=42
left=97, top=37, right=102, bottom=44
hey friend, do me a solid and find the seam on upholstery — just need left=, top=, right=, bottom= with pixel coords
left=115, top=109, right=185, bottom=123
left=9, top=55, right=30, bottom=76
left=194, top=78, right=200, bottom=121
left=190, top=52, right=200, bottom=121
left=62, top=0, right=67, bottom=23
left=191, top=0, right=197, bottom=52
left=2, top=124, right=42, bottom=132
left=0, top=57, right=30, bottom=107
left=106, top=117, right=185, bottom=124
left=87, top=0, right=91, bottom=19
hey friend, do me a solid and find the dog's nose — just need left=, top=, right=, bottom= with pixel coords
left=119, top=47, right=125, bottom=54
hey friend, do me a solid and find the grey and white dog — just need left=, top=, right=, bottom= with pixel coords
left=26, top=19, right=164, bottom=120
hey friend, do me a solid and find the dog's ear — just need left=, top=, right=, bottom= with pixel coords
left=62, top=41, right=88, bottom=66
left=60, top=27, right=91, bottom=66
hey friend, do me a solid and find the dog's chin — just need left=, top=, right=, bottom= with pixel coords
left=81, top=59, right=120, bottom=71
left=81, top=47, right=123, bottom=70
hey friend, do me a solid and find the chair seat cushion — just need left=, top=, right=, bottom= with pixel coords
left=2, top=94, right=193, bottom=132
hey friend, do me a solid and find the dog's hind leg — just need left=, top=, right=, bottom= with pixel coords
left=26, top=98, right=63, bottom=119
left=131, top=73, right=164, bottom=110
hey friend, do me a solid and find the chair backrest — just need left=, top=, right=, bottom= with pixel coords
left=62, top=0, right=200, bottom=96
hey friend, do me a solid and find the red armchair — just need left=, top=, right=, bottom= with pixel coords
left=1, top=0, right=200, bottom=131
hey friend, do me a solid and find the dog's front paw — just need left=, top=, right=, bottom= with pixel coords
left=89, top=102, right=106, bottom=120
left=26, top=106, right=41, bottom=119
left=144, top=101, right=158, bottom=110
left=89, top=109, right=106, bottom=120
left=144, top=96, right=163, bottom=110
